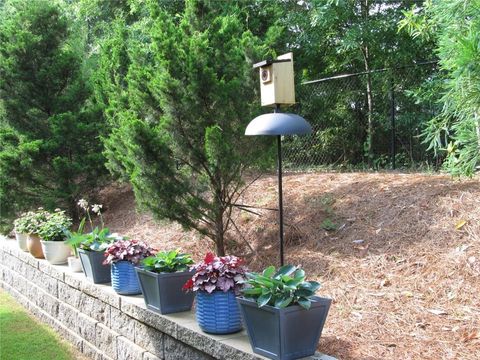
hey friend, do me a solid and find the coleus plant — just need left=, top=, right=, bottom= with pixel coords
left=183, top=253, right=247, bottom=294
left=103, top=240, right=156, bottom=265
left=142, top=249, right=194, bottom=273
left=241, top=265, right=321, bottom=310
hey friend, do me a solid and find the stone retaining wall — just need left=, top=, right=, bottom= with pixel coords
left=0, top=239, right=333, bottom=360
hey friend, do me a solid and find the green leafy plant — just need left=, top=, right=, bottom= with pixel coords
left=142, top=250, right=194, bottom=273
left=14, top=208, right=50, bottom=235
left=65, top=198, right=119, bottom=252
left=242, top=265, right=321, bottom=310
left=37, top=210, right=72, bottom=242
left=320, top=218, right=337, bottom=231
left=13, top=213, right=31, bottom=233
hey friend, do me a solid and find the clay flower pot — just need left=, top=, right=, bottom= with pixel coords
left=27, top=234, right=44, bottom=258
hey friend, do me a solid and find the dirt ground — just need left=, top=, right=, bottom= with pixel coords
left=96, top=172, right=480, bottom=360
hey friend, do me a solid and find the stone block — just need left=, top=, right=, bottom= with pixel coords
left=121, top=300, right=176, bottom=337
left=58, top=302, right=80, bottom=330
left=175, top=324, right=219, bottom=357
left=81, top=282, right=121, bottom=309
left=164, top=335, right=213, bottom=360
left=144, top=352, right=162, bottom=360
left=58, top=281, right=83, bottom=308
left=96, top=322, right=118, bottom=359
left=51, top=320, right=84, bottom=352
left=31, top=269, right=58, bottom=297
left=110, top=306, right=135, bottom=338
left=35, top=287, right=59, bottom=317
left=134, top=321, right=164, bottom=358
left=79, top=292, right=111, bottom=326
left=76, top=313, right=98, bottom=344
left=39, top=261, right=65, bottom=281
left=83, top=340, right=110, bottom=360
left=117, top=336, right=145, bottom=360
left=64, top=272, right=83, bottom=290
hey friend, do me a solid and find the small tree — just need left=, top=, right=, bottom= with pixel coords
left=0, top=0, right=107, bottom=231
left=97, top=1, right=273, bottom=255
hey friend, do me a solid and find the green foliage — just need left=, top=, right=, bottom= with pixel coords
left=37, top=210, right=72, bottom=242
left=401, top=0, right=480, bottom=176
left=13, top=209, right=50, bottom=235
left=0, top=0, right=107, bottom=232
left=242, top=265, right=321, bottom=310
left=65, top=227, right=118, bottom=252
left=142, top=250, right=194, bottom=273
left=320, top=218, right=337, bottom=231
left=94, top=0, right=275, bottom=255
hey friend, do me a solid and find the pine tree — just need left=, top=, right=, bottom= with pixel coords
left=0, top=0, right=107, bottom=231
left=96, top=0, right=273, bottom=255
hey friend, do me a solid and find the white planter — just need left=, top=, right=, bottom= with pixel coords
left=68, top=256, right=83, bottom=272
left=15, top=232, right=29, bottom=252
left=40, top=240, right=71, bottom=265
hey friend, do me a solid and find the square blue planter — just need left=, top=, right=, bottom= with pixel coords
left=135, top=268, right=194, bottom=314
left=78, top=248, right=111, bottom=284
left=237, top=296, right=331, bottom=360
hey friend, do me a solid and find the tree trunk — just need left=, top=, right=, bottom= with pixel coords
left=213, top=183, right=226, bottom=256
left=475, top=112, right=480, bottom=152
left=361, top=0, right=374, bottom=167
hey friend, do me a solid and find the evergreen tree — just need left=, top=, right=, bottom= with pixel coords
left=95, top=0, right=273, bottom=255
left=0, top=0, right=107, bottom=231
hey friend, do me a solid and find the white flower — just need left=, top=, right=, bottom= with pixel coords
left=77, top=199, right=88, bottom=210
left=91, top=204, right=103, bottom=214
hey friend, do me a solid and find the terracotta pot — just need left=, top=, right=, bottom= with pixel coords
left=27, top=234, right=44, bottom=258
left=41, top=240, right=71, bottom=265
left=15, top=232, right=29, bottom=252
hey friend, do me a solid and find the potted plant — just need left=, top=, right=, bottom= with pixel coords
left=103, top=239, right=156, bottom=295
left=13, top=213, right=30, bottom=251
left=38, top=209, right=72, bottom=265
left=135, top=249, right=194, bottom=314
left=64, top=218, right=86, bottom=272
left=24, top=208, right=50, bottom=258
left=71, top=199, right=118, bottom=283
left=183, top=253, right=247, bottom=334
left=237, top=265, right=331, bottom=360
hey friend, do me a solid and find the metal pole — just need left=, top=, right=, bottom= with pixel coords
left=275, top=104, right=284, bottom=266
left=391, top=78, right=396, bottom=170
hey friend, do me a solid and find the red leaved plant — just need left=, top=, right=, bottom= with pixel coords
left=103, top=239, right=156, bottom=265
left=183, top=252, right=247, bottom=294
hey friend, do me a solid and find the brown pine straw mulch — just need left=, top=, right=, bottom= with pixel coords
left=97, top=172, right=480, bottom=360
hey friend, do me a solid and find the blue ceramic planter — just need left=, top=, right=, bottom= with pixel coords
left=111, top=261, right=141, bottom=295
left=195, top=290, right=242, bottom=334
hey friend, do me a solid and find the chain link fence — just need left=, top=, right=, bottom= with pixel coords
left=282, top=62, right=440, bottom=171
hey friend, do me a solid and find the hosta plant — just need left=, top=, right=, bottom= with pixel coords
left=103, top=240, right=156, bottom=265
left=37, top=209, right=72, bottom=241
left=242, top=265, right=321, bottom=310
left=142, top=250, right=194, bottom=273
left=183, top=252, right=247, bottom=294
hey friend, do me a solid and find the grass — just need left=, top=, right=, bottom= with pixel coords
left=0, top=289, right=81, bottom=360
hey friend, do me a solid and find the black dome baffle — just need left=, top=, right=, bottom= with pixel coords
left=245, top=113, right=312, bottom=136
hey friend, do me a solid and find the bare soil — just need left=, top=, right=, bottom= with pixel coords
left=97, top=172, right=480, bottom=360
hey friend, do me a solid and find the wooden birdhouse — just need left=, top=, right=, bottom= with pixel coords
left=253, top=53, right=295, bottom=107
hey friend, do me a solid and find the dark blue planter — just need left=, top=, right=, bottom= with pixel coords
left=111, top=261, right=141, bottom=295
left=195, top=290, right=242, bottom=334
left=78, top=248, right=111, bottom=284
